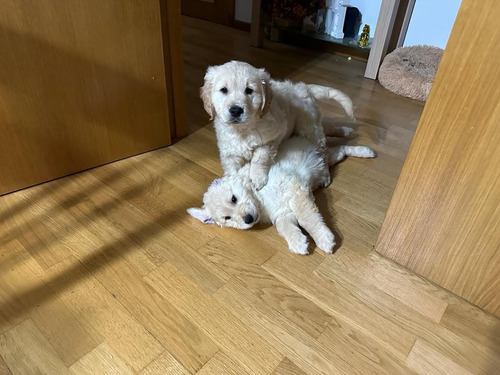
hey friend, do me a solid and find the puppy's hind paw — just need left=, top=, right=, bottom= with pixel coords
left=320, top=174, right=331, bottom=188
left=339, top=126, right=354, bottom=137
left=352, top=146, right=376, bottom=158
left=362, top=147, right=376, bottom=158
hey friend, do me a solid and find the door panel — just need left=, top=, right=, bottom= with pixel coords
left=374, top=0, right=500, bottom=316
left=0, top=0, right=175, bottom=195
left=181, top=0, right=235, bottom=26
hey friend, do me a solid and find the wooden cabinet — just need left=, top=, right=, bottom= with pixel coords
left=0, top=0, right=185, bottom=195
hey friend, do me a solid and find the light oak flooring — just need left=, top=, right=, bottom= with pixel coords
left=1, top=16, right=500, bottom=375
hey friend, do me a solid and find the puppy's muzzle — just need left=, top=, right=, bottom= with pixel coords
left=229, top=105, right=244, bottom=121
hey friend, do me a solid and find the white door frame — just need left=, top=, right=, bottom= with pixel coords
left=364, top=0, right=415, bottom=79
left=364, top=0, right=400, bottom=79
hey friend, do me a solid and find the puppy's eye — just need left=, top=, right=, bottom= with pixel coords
left=220, top=87, right=228, bottom=94
left=245, top=87, right=253, bottom=95
left=224, top=216, right=231, bottom=220
left=231, top=195, right=237, bottom=204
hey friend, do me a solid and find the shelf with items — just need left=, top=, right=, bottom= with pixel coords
left=267, top=24, right=371, bottom=60
left=265, top=0, right=372, bottom=59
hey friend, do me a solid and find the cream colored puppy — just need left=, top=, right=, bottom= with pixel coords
left=201, top=60, right=354, bottom=189
left=188, top=129, right=375, bottom=255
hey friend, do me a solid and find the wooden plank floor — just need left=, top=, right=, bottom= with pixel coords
left=1, top=16, right=499, bottom=375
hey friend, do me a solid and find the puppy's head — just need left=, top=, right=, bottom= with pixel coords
left=200, top=60, right=272, bottom=125
left=188, top=175, right=260, bottom=230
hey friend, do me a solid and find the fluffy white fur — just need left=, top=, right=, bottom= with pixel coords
left=188, top=129, right=375, bottom=255
left=201, top=60, right=355, bottom=189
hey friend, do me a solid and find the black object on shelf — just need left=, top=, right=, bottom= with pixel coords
left=343, top=7, right=362, bottom=38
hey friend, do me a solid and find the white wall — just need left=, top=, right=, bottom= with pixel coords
left=235, top=0, right=252, bottom=23
left=349, top=0, right=382, bottom=36
left=403, top=0, right=462, bottom=48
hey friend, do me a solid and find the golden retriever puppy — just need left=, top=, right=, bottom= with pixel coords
left=201, top=60, right=354, bottom=189
left=188, top=129, right=375, bottom=255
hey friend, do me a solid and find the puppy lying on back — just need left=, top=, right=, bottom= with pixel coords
left=201, top=60, right=355, bottom=189
left=188, top=128, right=375, bottom=255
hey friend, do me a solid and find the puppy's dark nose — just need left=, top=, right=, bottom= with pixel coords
left=243, top=214, right=254, bottom=224
left=229, top=105, right=244, bottom=118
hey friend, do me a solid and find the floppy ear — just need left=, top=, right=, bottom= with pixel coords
left=259, top=69, right=272, bottom=117
left=209, top=177, right=223, bottom=188
left=187, top=207, right=215, bottom=225
left=200, top=67, right=215, bottom=120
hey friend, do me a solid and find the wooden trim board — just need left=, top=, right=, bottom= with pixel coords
left=160, top=0, right=187, bottom=139
left=374, top=0, right=500, bottom=317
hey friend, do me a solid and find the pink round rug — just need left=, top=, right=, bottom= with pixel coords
left=378, top=45, right=443, bottom=101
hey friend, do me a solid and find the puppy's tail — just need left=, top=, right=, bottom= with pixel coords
left=307, top=84, right=355, bottom=120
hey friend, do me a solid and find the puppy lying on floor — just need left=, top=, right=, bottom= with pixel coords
left=201, top=60, right=355, bottom=189
left=188, top=128, right=375, bottom=255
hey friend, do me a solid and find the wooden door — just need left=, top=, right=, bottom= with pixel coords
left=181, top=0, right=235, bottom=26
left=0, top=0, right=185, bottom=195
left=375, top=0, right=500, bottom=316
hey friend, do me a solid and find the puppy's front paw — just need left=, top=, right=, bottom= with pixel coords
left=250, top=167, right=269, bottom=190
left=288, top=236, right=309, bottom=255
left=316, top=230, right=336, bottom=254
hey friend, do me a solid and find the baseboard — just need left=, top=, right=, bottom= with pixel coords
left=233, top=20, right=251, bottom=32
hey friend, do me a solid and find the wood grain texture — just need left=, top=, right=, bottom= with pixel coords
left=374, top=0, right=500, bottom=316
left=214, top=277, right=349, bottom=375
left=0, top=16, right=498, bottom=375
left=320, top=249, right=449, bottom=323
left=0, top=320, right=68, bottom=375
left=406, top=339, right=474, bottom=375
left=0, top=354, right=12, bottom=375
left=272, top=358, right=307, bottom=375
left=138, top=351, right=190, bottom=375
left=0, top=239, right=50, bottom=334
left=0, top=0, right=174, bottom=195
left=42, top=257, right=165, bottom=373
left=196, top=351, right=252, bottom=375
left=440, top=302, right=500, bottom=351
left=69, top=342, right=134, bottom=375
left=263, top=252, right=417, bottom=358
left=145, top=264, right=284, bottom=374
